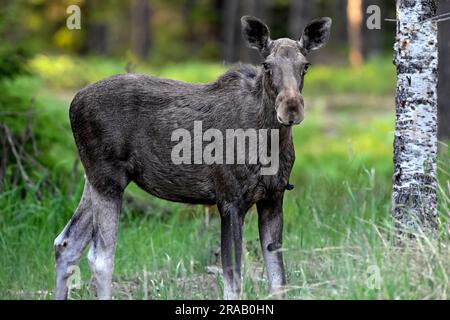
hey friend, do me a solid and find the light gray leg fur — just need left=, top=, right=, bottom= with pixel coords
left=86, top=187, right=122, bottom=300
left=257, top=199, right=286, bottom=299
left=54, top=180, right=94, bottom=300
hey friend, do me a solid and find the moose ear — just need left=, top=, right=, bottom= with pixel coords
left=298, top=17, right=332, bottom=54
left=241, top=16, right=271, bottom=54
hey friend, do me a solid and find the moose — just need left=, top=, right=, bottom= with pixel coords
left=54, top=16, right=331, bottom=300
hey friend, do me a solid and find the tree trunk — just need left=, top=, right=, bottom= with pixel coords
left=183, top=0, right=197, bottom=55
left=130, top=0, right=151, bottom=59
left=392, top=0, right=439, bottom=237
left=288, top=0, right=314, bottom=39
left=347, top=0, right=363, bottom=67
left=332, top=0, right=348, bottom=48
left=86, top=24, right=109, bottom=55
left=222, top=0, right=240, bottom=63
left=83, top=0, right=110, bottom=55
left=362, top=0, right=382, bottom=59
left=240, top=0, right=270, bottom=63
left=438, top=1, right=450, bottom=141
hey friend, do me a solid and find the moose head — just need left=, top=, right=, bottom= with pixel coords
left=241, top=16, right=332, bottom=126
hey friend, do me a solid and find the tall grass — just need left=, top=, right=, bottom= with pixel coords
left=1, top=160, right=448, bottom=299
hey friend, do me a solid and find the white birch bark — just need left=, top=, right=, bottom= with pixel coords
left=392, top=0, right=439, bottom=236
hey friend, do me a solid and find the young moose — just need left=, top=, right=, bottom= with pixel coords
left=54, top=16, right=331, bottom=300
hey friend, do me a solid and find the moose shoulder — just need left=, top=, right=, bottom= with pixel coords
left=55, top=16, right=332, bottom=300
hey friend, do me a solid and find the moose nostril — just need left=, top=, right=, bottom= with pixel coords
left=289, top=120, right=294, bottom=125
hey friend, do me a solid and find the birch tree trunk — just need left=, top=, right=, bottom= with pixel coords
left=392, top=0, right=439, bottom=237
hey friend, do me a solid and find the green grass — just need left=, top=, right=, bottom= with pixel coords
left=0, top=56, right=449, bottom=299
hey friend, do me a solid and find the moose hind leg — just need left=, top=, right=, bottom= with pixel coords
left=87, top=186, right=123, bottom=300
left=54, top=180, right=94, bottom=300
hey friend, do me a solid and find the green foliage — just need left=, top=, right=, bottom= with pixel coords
left=0, top=2, right=32, bottom=118
left=29, top=54, right=126, bottom=88
left=28, top=55, right=228, bottom=89
left=304, top=56, right=396, bottom=96
left=0, top=2, right=30, bottom=81
left=28, top=54, right=395, bottom=97
left=0, top=45, right=29, bottom=81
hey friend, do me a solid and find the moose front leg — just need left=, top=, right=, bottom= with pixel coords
left=218, top=204, right=244, bottom=300
left=256, top=196, right=286, bottom=299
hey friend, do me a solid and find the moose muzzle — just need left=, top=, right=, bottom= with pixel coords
left=275, top=89, right=304, bottom=126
